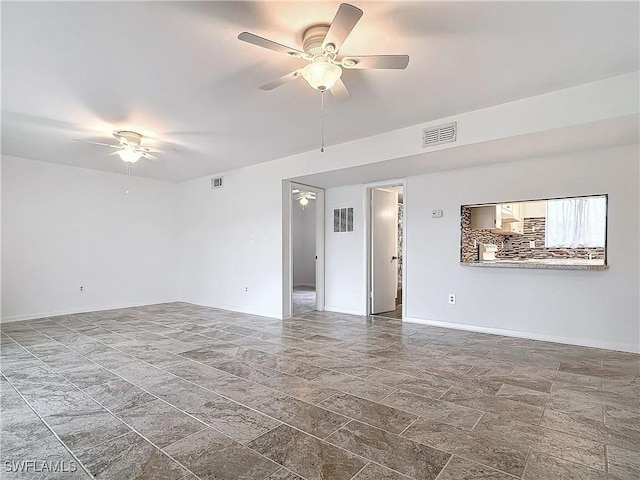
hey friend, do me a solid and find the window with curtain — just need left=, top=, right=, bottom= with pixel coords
left=545, top=197, right=606, bottom=248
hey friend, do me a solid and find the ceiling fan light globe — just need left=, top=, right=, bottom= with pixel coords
left=117, top=149, right=143, bottom=163
left=302, top=61, right=342, bottom=91
left=299, top=197, right=309, bottom=206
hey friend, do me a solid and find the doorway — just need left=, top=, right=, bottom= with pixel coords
left=290, top=183, right=325, bottom=316
left=369, top=184, right=404, bottom=319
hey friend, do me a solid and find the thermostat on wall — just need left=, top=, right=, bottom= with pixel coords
left=432, top=209, right=443, bottom=218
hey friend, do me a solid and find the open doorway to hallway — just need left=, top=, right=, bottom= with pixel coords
left=291, top=184, right=324, bottom=315
left=370, top=184, right=404, bottom=319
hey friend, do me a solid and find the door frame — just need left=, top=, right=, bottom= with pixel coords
left=365, top=179, right=407, bottom=319
left=282, top=180, right=325, bottom=319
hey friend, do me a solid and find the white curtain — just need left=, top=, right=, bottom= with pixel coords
left=545, top=197, right=606, bottom=248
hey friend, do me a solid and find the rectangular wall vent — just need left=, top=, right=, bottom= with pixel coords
left=333, top=207, right=354, bottom=233
left=423, top=122, right=457, bottom=148
left=211, top=176, right=224, bottom=189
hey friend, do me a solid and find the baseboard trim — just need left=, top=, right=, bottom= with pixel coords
left=324, top=305, right=366, bottom=316
left=403, top=316, right=639, bottom=354
left=205, top=303, right=279, bottom=320
left=1, top=299, right=179, bottom=324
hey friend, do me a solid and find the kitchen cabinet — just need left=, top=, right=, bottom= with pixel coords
left=496, top=220, right=524, bottom=235
left=500, top=203, right=521, bottom=222
left=470, top=203, right=522, bottom=231
left=470, top=205, right=502, bottom=229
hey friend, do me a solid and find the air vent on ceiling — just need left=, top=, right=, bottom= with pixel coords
left=423, top=122, right=457, bottom=148
left=211, top=176, right=224, bottom=189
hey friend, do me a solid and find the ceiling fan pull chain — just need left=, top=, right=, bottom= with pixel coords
left=125, top=162, right=132, bottom=195
left=320, top=90, right=325, bottom=153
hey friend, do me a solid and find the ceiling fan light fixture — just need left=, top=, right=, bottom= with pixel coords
left=302, top=61, right=342, bottom=91
left=117, top=148, right=143, bottom=163
left=299, top=197, right=309, bottom=206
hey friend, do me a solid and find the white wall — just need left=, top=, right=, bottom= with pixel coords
left=405, top=144, right=640, bottom=352
left=176, top=75, right=638, bottom=323
left=324, top=185, right=367, bottom=315
left=176, top=166, right=286, bottom=318
left=1, top=156, right=178, bottom=321
left=292, top=198, right=316, bottom=287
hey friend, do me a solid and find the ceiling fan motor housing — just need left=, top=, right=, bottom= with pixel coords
left=303, top=25, right=332, bottom=59
left=115, top=131, right=142, bottom=147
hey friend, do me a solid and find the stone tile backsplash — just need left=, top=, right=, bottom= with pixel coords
left=460, top=207, right=508, bottom=262
left=502, top=217, right=605, bottom=260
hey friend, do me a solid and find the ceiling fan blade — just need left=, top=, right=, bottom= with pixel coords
left=238, top=32, right=304, bottom=57
left=138, top=146, right=161, bottom=154
left=73, top=139, right=119, bottom=148
left=322, top=3, right=363, bottom=54
left=259, top=69, right=303, bottom=90
left=342, top=55, right=410, bottom=69
left=329, top=78, right=351, bottom=102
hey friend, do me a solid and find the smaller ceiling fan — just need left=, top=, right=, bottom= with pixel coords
left=238, top=3, right=410, bottom=100
left=74, top=131, right=156, bottom=163
left=293, top=189, right=316, bottom=206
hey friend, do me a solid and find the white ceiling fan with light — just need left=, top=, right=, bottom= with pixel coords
left=293, top=189, right=316, bottom=206
left=74, top=130, right=159, bottom=194
left=74, top=130, right=156, bottom=164
left=238, top=3, right=410, bottom=101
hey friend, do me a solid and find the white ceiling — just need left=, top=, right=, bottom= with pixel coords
left=2, top=1, right=638, bottom=182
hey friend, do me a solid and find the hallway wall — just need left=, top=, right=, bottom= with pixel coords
left=292, top=198, right=316, bottom=287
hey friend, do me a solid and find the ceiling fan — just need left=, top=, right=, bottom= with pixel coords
left=293, top=189, right=316, bottom=206
left=238, top=3, right=410, bottom=100
left=74, top=131, right=156, bottom=164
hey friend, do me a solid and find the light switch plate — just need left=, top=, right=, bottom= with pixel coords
left=432, top=209, right=443, bottom=219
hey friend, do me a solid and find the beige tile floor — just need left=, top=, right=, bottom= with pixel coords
left=1, top=302, right=638, bottom=479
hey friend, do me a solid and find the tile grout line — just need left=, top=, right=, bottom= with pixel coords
left=433, top=454, right=454, bottom=480
left=437, top=385, right=452, bottom=400
left=470, top=411, right=485, bottom=431
left=521, top=446, right=533, bottom=479
left=347, top=461, right=371, bottom=480
left=398, top=417, right=420, bottom=436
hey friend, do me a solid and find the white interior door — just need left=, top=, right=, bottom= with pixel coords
left=371, top=189, right=398, bottom=314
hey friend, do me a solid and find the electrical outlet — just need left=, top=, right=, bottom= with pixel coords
left=448, top=294, right=456, bottom=305
left=79, top=286, right=85, bottom=293
left=245, top=287, right=248, bottom=293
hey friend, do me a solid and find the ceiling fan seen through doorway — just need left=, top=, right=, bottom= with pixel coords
left=293, top=189, right=316, bottom=206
